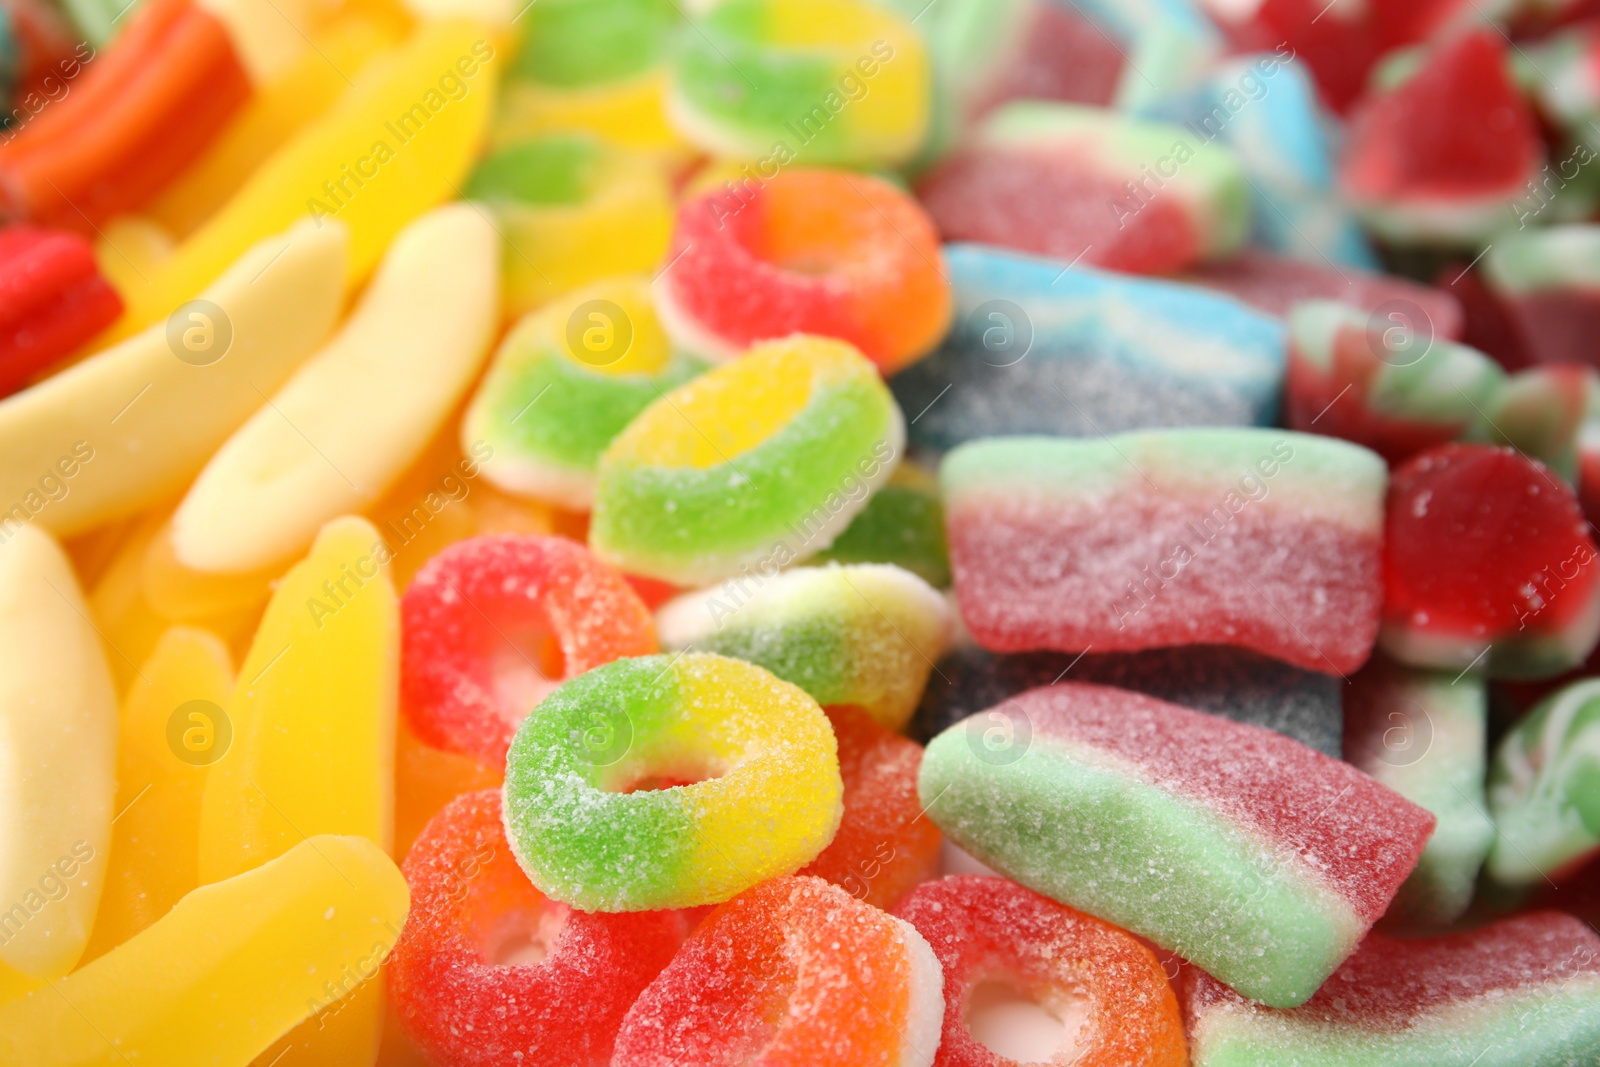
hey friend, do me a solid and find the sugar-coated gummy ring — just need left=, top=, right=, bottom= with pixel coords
left=400, top=534, right=658, bottom=767
left=656, top=562, right=951, bottom=731
left=667, top=0, right=931, bottom=167
left=387, top=789, right=685, bottom=1067
left=494, top=0, right=689, bottom=157
left=798, top=705, right=942, bottom=911
left=590, top=333, right=904, bottom=585
left=612, top=876, right=945, bottom=1067
left=465, top=276, right=707, bottom=510
left=656, top=168, right=951, bottom=373
left=465, top=133, right=674, bottom=317
left=502, top=652, right=843, bottom=911
left=897, top=875, right=1188, bottom=1067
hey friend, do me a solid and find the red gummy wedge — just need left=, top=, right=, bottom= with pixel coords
left=387, top=789, right=684, bottom=1067
left=0, top=224, right=123, bottom=396
left=1381, top=443, right=1600, bottom=679
left=1339, top=30, right=1543, bottom=244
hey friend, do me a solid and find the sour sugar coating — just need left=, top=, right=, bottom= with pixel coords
left=464, top=133, right=673, bottom=318
left=655, top=562, right=951, bottom=731
left=400, top=534, right=658, bottom=767
left=667, top=0, right=930, bottom=168
left=656, top=168, right=951, bottom=374
left=494, top=0, right=684, bottom=157
left=1182, top=912, right=1600, bottom=1066
left=612, top=876, right=943, bottom=1067
left=1380, top=444, right=1600, bottom=680
left=814, top=461, right=951, bottom=588
left=1487, top=677, right=1600, bottom=889
left=909, top=643, right=1344, bottom=758
left=1144, top=53, right=1376, bottom=270
left=591, top=334, right=904, bottom=586
left=919, top=683, right=1435, bottom=1008
left=897, top=876, right=1187, bottom=1067
left=501, top=652, right=843, bottom=911
left=464, top=276, right=706, bottom=510
left=942, top=429, right=1386, bottom=676
left=798, top=706, right=941, bottom=910
left=911, top=0, right=1125, bottom=161
left=1339, top=30, right=1543, bottom=245
left=387, top=789, right=683, bottom=1067
left=917, top=102, right=1249, bottom=275
left=1343, top=654, right=1494, bottom=927
left=1480, top=364, right=1597, bottom=483
left=1185, top=248, right=1463, bottom=333
left=1284, top=300, right=1504, bottom=466
left=890, top=245, right=1285, bottom=453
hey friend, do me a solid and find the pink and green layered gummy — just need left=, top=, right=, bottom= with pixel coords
left=1182, top=912, right=1600, bottom=1066
left=918, top=683, right=1434, bottom=1007
left=941, top=429, right=1387, bottom=675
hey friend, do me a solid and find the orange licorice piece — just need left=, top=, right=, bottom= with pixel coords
left=0, top=0, right=251, bottom=230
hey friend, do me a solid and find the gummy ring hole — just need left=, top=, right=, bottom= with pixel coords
left=610, top=753, right=730, bottom=795
left=478, top=899, right=571, bottom=967
left=963, top=976, right=1089, bottom=1064
left=456, top=847, right=573, bottom=967
left=483, top=612, right=566, bottom=732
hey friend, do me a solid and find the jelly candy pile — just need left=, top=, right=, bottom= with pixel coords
left=5, top=0, right=1600, bottom=1064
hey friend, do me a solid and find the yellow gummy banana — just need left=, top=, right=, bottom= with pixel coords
left=198, top=514, right=398, bottom=880
left=80, top=628, right=235, bottom=965
left=113, top=18, right=501, bottom=339
left=0, top=219, right=347, bottom=540
left=171, top=203, right=501, bottom=575
left=0, top=835, right=409, bottom=1067
left=0, top=526, right=119, bottom=1001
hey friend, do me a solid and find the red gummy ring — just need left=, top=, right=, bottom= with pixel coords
left=387, top=789, right=684, bottom=1067
left=400, top=534, right=657, bottom=766
left=897, top=876, right=1188, bottom=1067
left=613, top=875, right=945, bottom=1067
left=654, top=168, right=951, bottom=375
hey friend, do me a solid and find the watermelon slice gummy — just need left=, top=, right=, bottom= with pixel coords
left=1339, top=29, right=1543, bottom=244
left=1182, top=911, right=1600, bottom=1066
left=919, top=683, right=1435, bottom=1008
left=942, top=429, right=1386, bottom=675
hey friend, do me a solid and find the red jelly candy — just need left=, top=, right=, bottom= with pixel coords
left=387, top=789, right=684, bottom=1067
left=401, top=534, right=658, bottom=766
left=897, top=876, right=1187, bottom=1067
left=798, top=706, right=941, bottom=911
left=1382, top=444, right=1600, bottom=679
left=1339, top=30, right=1542, bottom=245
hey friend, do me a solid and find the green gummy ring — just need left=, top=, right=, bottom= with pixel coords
left=501, top=652, right=844, bottom=911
